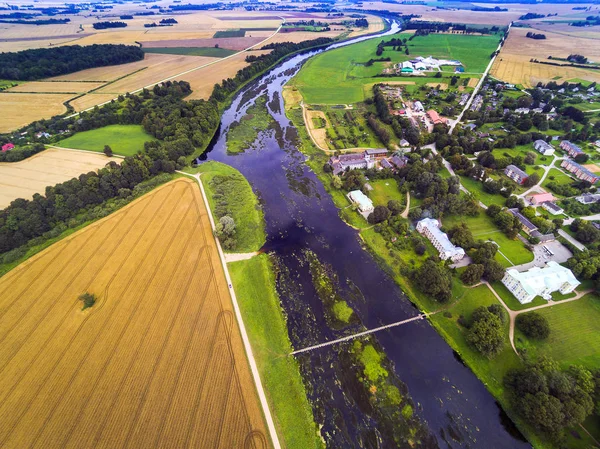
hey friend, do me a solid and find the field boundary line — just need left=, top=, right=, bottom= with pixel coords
left=65, top=18, right=286, bottom=119
left=182, top=171, right=282, bottom=449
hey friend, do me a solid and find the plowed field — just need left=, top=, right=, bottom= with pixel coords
left=0, top=178, right=270, bottom=449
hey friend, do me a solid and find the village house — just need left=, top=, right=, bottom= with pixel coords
left=533, top=139, right=555, bottom=156
left=416, top=218, right=465, bottom=262
left=560, top=140, right=584, bottom=157
left=542, top=201, right=564, bottom=215
left=527, top=192, right=555, bottom=205
left=504, top=164, right=529, bottom=185
left=508, top=208, right=537, bottom=235
left=426, top=109, right=447, bottom=125
left=502, top=261, right=580, bottom=304
left=576, top=193, right=600, bottom=204
left=561, top=159, right=599, bottom=184
left=347, top=190, right=374, bottom=214
left=389, top=155, right=408, bottom=169
left=365, top=148, right=388, bottom=161
left=413, top=101, right=424, bottom=113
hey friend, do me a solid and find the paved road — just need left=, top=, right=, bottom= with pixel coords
left=448, top=23, right=511, bottom=135
left=184, top=172, right=282, bottom=449
left=557, top=229, right=586, bottom=251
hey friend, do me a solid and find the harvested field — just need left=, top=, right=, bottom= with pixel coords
left=140, top=37, right=265, bottom=51
left=70, top=94, right=121, bottom=112
left=306, top=110, right=330, bottom=150
left=66, top=31, right=216, bottom=47
left=7, top=81, right=105, bottom=94
left=0, top=93, right=73, bottom=133
left=94, top=55, right=218, bottom=94
left=467, top=77, right=479, bottom=88
left=282, top=86, right=302, bottom=110
left=261, top=30, right=342, bottom=44
left=491, top=27, right=600, bottom=87
left=0, top=148, right=119, bottom=208
left=0, top=178, right=271, bottom=449
left=427, top=82, right=448, bottom=90
left=174, top=52, right=254, bottom=100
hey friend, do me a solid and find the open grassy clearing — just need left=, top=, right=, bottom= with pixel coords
left=514, top=294, right=600, bottom=370
left=226, top=96, right=274, bottom=154
left=57, top=125, right=152, bottom=157
left=143, top=47, right=237, bottom=58
left=458, top=175, right=508, bottom=208
left=0, top=148, right=120, bottom=209
left=192, top=161, right=266, bottom=253
left=290, top=31, right=498, bottom=104
left=230, top=255, right=324, bottom=449
left=368, top=179, right=405, bottom=207
left=0, top=178, right=270, bottom=448
left=541, top=168, right=576, bottom=196
left=442, top=212, right=533, bottom=267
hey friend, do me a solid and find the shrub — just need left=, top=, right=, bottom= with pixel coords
left=79, top=292, right=96, bottom=310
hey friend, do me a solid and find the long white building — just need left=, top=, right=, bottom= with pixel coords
left=501, top=261, right=580, bottom=304
left=416, top=218, right=465, bottom=262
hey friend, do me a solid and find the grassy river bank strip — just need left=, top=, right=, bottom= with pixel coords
left=283, top=98, right=578, bottom=448
left=192, top=161, right=323, bottom=449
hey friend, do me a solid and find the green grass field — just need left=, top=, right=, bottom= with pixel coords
left=368, top=179, right=405, bottom=207
left=57, top=124, right=152, bottom=156
left=442, top=212, right=534, bottom=267
left=491, top=144, right=554, bottom=167
left=229, top=255, right=324, bottom=449
left=213, top=30, right=245, bottom=38
left=458, top=175, right=507, bottom=207
left=227, top=95, right=274, bottom=153
left=194, top=161, right=266, bottom=252
left=143, top=47, right=237, bottom=57
left=514, top=294, right=600, bottom=370
left=542, top=168, right=576, bottom=196
left=290, top=32, right=499, bottom=104
left=490, top=281, right=548, bottom=311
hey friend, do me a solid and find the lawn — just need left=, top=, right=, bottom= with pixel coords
left=458, top=175, right=507, bottom=207
left=143, top=47, right=237, bottom=57
left=491, top=144, right=554, bottom=167
left=57, top=124, right=152, bottom=156
left=194, top=161, right=266, bottom=252
left=290, top=31, right=499, bottom=104
left=490, top=281, right=548, bottom=311
left=442, top=212, right=534, bottom=267
left=229, top=255, right=324, bottom=449
left=542, top=168, right=576, bottom=196
left=514, top=294, right=600, bottom=371
left=368, top=179, right=405, bottom=207
left=430, top=284, right=523, bottom=398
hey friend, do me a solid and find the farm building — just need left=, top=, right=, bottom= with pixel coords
left=380, top=158, right=393, bottom=170
left=1, top=143, right=14, bottom=152
left=399, top=139, right=410, bottom=147
left=365, top=148, right=388, bottom=160
left=401, top=67, right=414, bottom=74
left=426, top=109, right=447, bottom=125
left=576, top=193, right=600, bottom=204
left=561, top=159, right=599, bottom=184
left=527, top=192, right=555, bottom=205
left=502, top=261, right=580, bottom=304
left=533, top=140, right=555, bottom=156
left=542, top=201, right=564, bottom=215
left=505, top=164, right=529, bottom=185
left=416, top=218, right=465, bottom=262
left=508, top=208, right=537, bottom=235
left=328, top=152, right=373, bottom=176
left=413, top=101, right=424, bottom=112
left=389, top=155, right=408, bottom=169
left=560, top=140, right=584, bottom=157
left=347, top=190, right=374, bottom=213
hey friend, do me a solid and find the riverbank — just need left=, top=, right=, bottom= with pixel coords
left=186, top=161, right=266, bottom=253
left=229, top=254, right=325, bottom=449
left=285, top=93, right=585, bottom=449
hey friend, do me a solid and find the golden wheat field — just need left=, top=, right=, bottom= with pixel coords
left=7, top=81, right=105, bottom=93
left=0, top=148, right=120, bottom=208
left=0, top=178, right=270, bottom=449
left=0, top=93, right=74, bottom=132
left=491, top=28, right=600, bottom=87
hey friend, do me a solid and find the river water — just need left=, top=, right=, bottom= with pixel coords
left=200, top=22, right=531, bottom=449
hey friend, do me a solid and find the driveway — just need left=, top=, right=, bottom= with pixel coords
left=510, top=240, right=573, bottom=272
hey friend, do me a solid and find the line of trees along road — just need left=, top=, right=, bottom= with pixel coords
left=0, top=44, right=144, bottom=81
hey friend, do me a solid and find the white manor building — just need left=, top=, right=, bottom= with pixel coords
left=416, top=218, right=465, bottom=262
left=501, top=261, right=580, bottom=304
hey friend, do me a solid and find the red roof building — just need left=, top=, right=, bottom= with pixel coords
left=1, top=143, right=14, bottom=152
left=426, top=109, right=447, bottom=125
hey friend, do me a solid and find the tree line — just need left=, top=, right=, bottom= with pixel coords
left=0, top=44, right=144, bottom=81
left=92, top=21, right=128, bottom=30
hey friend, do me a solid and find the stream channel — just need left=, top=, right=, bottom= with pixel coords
left=199, top=21, right=531, bottom=449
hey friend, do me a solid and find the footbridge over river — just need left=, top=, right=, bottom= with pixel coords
left=291, top=313, right=436, bottom=355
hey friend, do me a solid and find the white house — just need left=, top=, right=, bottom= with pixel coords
left=533, top=139, right=555, bottom=156
left=416, top=218, right=465, bottom=262
left=413, top=101, right=424, bottom=112
left=501, top=261, right=580, bottom=304
left=347, top=190, right=374, bottom=214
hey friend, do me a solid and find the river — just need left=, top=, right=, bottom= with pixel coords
left=200, top=21, right=531, bottom=449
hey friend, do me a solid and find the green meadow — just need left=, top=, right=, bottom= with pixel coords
left=291, top=32, right=500, bottom=104
left=58, top=124, right=152, bottom=156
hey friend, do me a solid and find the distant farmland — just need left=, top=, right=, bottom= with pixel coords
left=0, top=178, right=270, bottom=449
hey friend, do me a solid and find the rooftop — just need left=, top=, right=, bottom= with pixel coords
left=348, top=190, right=373, bottom=211
left=508, top=208, right=537, bottom=231
left=505, top=164, right=529, bottom=180
left=417, top=218, right=465, bottom=255
left=506, top=261, right=580, bottom=297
